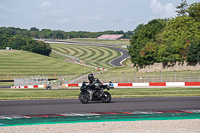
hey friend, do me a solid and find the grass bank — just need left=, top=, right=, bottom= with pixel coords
left=50, top=43, right=121, bottom=69
left=0, top=87, right=199, bottom=100
left=0, top=50, right=93, bottom=81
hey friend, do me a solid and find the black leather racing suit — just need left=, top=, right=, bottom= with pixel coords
left=88, top=78, right=103, bottom=90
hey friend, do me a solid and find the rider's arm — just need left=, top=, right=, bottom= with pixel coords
left=95, top=78, right=103, bottom=86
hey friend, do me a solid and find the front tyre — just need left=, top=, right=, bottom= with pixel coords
left=79, top=92, right=89, bottom=104
left=102, top=91, right=111, bottom=103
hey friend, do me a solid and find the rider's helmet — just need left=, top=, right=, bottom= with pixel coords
left=88, top=73, right=95, bottom=83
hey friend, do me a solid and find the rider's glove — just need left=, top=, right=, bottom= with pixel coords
left=107, top=85, right=110, bottom=90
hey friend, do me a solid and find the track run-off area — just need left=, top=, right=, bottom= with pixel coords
left=0, top=97, right=200, bottom=126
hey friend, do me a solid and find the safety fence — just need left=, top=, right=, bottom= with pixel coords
left=14, top=75, right=48, bottom=87
left=10, top=70, right=200, bottom=88
left=94, top=70, right=200, bottom=83
left=11, top=71, right=92, bottom=87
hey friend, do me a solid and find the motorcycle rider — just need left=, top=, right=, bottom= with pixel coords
left=87, top=73, right=105, bottom=99
left=79, top=73, right=112, bottom=103
left=88, top=73, right=102, bottom=90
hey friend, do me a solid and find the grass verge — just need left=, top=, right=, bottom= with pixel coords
left=0, top=87, right=199, bottom=100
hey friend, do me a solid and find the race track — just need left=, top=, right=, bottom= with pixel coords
left=0, top=97, right=200, bottom=115
left=45, top=40, right=130, bottom=67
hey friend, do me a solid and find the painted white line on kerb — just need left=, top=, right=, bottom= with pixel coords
left=109, top=52, right=123, bottom=67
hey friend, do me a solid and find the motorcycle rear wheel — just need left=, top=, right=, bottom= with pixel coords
left=102, top=91, right=111, bottom=103
left=79, top=92, right=89, bottom=104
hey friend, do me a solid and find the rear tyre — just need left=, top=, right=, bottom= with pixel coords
left=79, top=92, right=89, bottom=104
left=102, top=91, right=111, bottom=103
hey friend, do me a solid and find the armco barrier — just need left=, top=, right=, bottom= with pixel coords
left=11, top=82, right=200, bottom=89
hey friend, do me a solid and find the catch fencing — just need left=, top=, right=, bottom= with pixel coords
left=94, top=70, right=200, bottom=83
left=10, top=70, right=200, bottom=87
left=14, top=75, right=48, bottom=87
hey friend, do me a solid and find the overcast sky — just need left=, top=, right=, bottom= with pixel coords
left=0, top=0, right=199, bottom=32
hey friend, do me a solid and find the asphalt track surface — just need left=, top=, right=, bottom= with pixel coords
left=45, top=40, right=130, bottom=67
left=0, top=97, right=200, bottom=115
left=107, top=47, right=129, bottom=66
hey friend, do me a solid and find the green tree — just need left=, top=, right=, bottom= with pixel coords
left=30, top=27, right=39, bottom=31
left=159, top=16, right=200, bottom=62
left=186, top=39, right=200, bottom=62
left=176, top=0, right=188, bottom=16
left=128, top=19, right=167, bottom=66
left=187, top=2, right=200, bottom=21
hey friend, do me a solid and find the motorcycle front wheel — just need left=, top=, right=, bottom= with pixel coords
left=79, top=92, right=89, bottom=104
left=102, top=91, right=111, bottom=103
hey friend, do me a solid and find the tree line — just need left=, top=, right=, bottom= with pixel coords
left=0, top=33, right=51, bottom=56
left=128, top=1, right=200, bottom=66
left=0, top=28, right=133, bottom=56
left=0, top=27, right=133, bottom=40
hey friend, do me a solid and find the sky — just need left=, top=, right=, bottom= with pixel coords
left=0, top=0, right=199, bottom=32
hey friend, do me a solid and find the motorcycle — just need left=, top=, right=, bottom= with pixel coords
left=79, top=81, right=114, bottom=104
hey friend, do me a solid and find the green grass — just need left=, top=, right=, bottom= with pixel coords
left=0, top=50, right=93, bottom=78
left=0, top=82, right=13, bottom=87
left=50, top=43, right=121, bottom=69
left=0, top=87, right=199, bottom=100
left=122, top=57, right=132, bottom=67
left=0, top=89, right=78, bottom=100
left=110, top=87, right=200, bottom=97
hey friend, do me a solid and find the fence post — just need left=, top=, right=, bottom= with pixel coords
left=65, top=74, right=67, bottom=84
left=122, top=72, right=124, bottom=82
left=38, top=75, right=41, bottom=85
left=174, top=70, right=176, bottom=82
left=187, top=69, right=190, bottom=82
left=42, top=74, right=44, bottom=85
left=146, top=71, right=148, bottom=82
left=59, top=74, right=62, bottom=85
left=47, top=75, right=48, bottom=84
left=35, top=75, right=38, bottom=85
left=160, top=70, right=162, bottom=82
left=134, top=71, right=136, bottom=83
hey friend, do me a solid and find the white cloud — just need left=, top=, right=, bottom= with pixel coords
left=0, top=4, right=5, bottom=10
left=0, top=14, right=7, bottom=19
left=150, top=0, right=176, bottom=18
left=124, top=18, right=137, bottom=22
left=58, top=18, right=72, bottom=24
left=41, top=1, right=52, bottom=7
left=81, top=15, right=103, bottom=22
left=0, top=4, right=6, bottom=20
